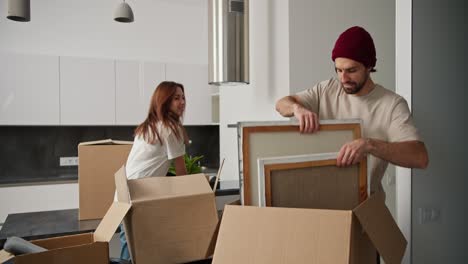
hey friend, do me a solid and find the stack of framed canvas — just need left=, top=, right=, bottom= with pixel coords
left=237, top=120, right=367, bottom=207
left=257, top=152, right=366, bottom=209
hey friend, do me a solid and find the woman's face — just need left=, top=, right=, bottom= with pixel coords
left=169, top=86, right=186, bottom=117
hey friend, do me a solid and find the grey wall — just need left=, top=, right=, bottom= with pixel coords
left=412, top=0, right=468, bottom=263
left=288, top=0, right=397, bottom=217
left=289, top=0, right=395, bottom=94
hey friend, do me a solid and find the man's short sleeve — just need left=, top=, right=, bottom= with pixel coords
left=165, top=128, right=186, bottom=160
left=387, top=98, right=421, bottom=142
left=295, top=83, right=321, bottom=113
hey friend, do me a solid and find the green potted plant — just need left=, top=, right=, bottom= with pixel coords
left=168, top=154, right=204, bottom=175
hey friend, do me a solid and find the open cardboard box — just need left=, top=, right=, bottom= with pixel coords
left=114, top=166, right=219, bottom=264
left=0, top=202, right=130, bottom=264
left=78, top=139, right=133, bottom=220
left=212, top=192, right=407, bottom=264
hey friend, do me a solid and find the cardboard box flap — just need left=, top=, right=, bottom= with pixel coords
left=79, top=139, right=133, bottom=146
left=0, top=249, right=14, bottom=263
left=353, top=192, right=407, bottom=264
left=14, top=241, right=109, bottom=264
left=128, top=174, right=213, bottom=203
left=32, top=233, right=94, bottom=249
left=213, top=205, right=353, bottom=264
left=94, top=202, right=131, bottom=242
left=115, top=166, right=131, bottom=204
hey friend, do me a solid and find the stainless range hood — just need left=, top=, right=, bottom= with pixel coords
left=208, top=0, right=249, bottom=85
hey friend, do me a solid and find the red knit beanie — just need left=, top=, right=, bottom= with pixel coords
left=331, top=26, right=376, bottom=69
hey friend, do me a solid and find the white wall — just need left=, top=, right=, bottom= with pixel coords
left=0, top=0, right=207, bottom=64
left=395, top=0, right=412, bottom=263
left=219, top=0, right=290, bottom=183
left=0, top=0, right=208, bottom=224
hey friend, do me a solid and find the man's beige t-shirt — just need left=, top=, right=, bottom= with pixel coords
left=296, top=78, right=421, bottom=194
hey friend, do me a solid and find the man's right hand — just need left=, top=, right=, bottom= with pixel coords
left=292, top=103, right=319, bottom=133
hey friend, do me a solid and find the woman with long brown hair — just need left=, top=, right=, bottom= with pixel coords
left=120, top=81, right=189, bottom=260
left=125, top=80, right=188, bottom=179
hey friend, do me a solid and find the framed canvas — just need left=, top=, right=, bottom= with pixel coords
left=238, top=119, right=363, bottom=206
left=257, top=152, right=367, bottom=209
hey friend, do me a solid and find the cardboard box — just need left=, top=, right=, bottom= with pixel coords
left=0, top=202, right=130, bottom=264
left=212, top=193, right=407, bottom=264
left=114, top=166, right=219, bottom=264
left=78, top=139, right=133, bottom=220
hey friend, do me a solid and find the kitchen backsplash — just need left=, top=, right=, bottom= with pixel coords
left=0, top=125, right=219, bottom=184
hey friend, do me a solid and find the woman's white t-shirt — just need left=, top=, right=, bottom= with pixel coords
left=125, top=122, right=185, bottom=180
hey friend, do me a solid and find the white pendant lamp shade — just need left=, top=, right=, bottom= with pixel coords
left=114, top=1, right=134, bottom=23
left=7, top=0, right=30, bottom=22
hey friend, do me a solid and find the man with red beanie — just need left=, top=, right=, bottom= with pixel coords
left=276, top=26, right=428, bottom=196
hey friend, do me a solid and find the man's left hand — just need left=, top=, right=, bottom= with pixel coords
left=336, top=138, right=370, bottom=167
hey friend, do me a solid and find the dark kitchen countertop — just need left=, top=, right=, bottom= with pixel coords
left=0, top=209, right=100, bottom=249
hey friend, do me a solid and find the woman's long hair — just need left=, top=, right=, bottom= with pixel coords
left=134, top=81, right=187, bottom=145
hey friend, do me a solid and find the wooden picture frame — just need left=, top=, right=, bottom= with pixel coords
left=257, top=152, right=367, bottom=209
left=239, top=120, right=362, bottom=205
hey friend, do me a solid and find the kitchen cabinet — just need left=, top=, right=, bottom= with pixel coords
left=166, top=63, right=214, bottom=125
left=115, top=60, right=165, bottom=125
left=142, top=61, right=166, bottom=114
left=0, top=53, right=60, bottom=125
left=59, top=56, right=115, bottom=125
left=1, top=53, right=216, bottom=126
left=115, top=60, right=143, bottom=125
left=117, top=62, right=215, bottom=126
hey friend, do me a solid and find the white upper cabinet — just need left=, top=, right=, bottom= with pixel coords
left=59, top=56, right=115, bottom=125
left=1, top=54, right=215, bottom=126
left=115, top=60, right=165, bottom=125
left=166, top=63, right=212, bottom=125
left=115, top=60, right=143, bottom=125
left=142, top=61, right=166, bottom=115
left=0, top=53, right=60, bottom=125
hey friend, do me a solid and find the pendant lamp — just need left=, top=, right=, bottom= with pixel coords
left=114, top=0, right=134, bottom=23
left=7, top=0, right=30, bottom=22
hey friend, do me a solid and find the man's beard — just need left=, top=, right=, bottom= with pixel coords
left=342, top=73, right=369, bottom=94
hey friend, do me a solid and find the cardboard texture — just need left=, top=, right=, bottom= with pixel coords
left=78, top=139, right=132, bottom=220
left=353, top=192, right=407, bottom=264
left=213, top=195, right=407, bottom=264
left=114, top=166, right=219, bottom=264
left=349, top=215, right=378, bottom=264
left=0, top=202, right=130, bottom=264
left=213, top=205, right=353, bottom=264
left=0, top=249, right=13, bottom=263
